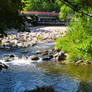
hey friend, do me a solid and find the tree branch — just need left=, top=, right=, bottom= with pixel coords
left=60, top=0, right=92, bottom=17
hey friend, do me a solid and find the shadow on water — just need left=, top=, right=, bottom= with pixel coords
left=77, top=82, right=92, bottom=92
left=24, top=86, right=56, bottom=92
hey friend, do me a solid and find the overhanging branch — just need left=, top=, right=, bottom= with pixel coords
left=60, top=0, right=92, bottom=17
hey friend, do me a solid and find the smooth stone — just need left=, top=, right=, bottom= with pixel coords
left=0, top=62, right=8, bottom=71
left=35, top=50, right=43, bottom=54
left=3, top=54, right=15, bottom=62
left=75, top=60, right=83, bottom=64
left=3, top=54, right=15, bottom=58
left=54, top=51, right=66, bottom=61
left=32, top=43, right=37, bottom=46
left=48, top=55, right=53, bottom=59
left=30, top=55, right=39, bottom=60
left=42, top=50, right=48, bottom=56
left=42, top=55, right=53, bottom=61
left=9, top=54, right=15, bottom=58
left=1, top=27, right=67, bottom=48
left=35, top=50, right=48, bottom=55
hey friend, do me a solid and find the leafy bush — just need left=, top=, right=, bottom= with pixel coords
left=24, top=0, right=61, bottom=12
left=56, top=14, right=92, bottom=62
left=59, top=5, right=73, bottom=21
left=56, top=0, right=92, bottom=62
left=0, top=0, right=26, bottom=35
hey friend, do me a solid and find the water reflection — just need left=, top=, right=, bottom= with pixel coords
left=38, top=62, right=92, bottom=92
left=0, top=62, right=79, bottom=92
left=0, top=60, right=92, bottom=92
left=77, top=82, right=92, bottom=92
left=38, top=62, right=92, bottom=82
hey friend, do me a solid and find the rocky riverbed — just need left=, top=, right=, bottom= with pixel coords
left=0, top=26, right=92, bottom=92
left=0, top=26, right=67, bottom=71
left=0, top=26, right=67, bottom=49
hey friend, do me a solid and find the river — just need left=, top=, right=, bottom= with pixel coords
left=0, top=41, right=92, bottom=92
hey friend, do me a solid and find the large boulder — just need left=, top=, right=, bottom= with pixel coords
left=30, top=55, right=39, bottom=60
left=42, top=55, right=53, bottom=61
left=54, top=51, right=66, bottom=62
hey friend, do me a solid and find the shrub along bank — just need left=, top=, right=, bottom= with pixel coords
left=24, top=0, right=61, bottom=12
left=0, top=0, right=26, bottom=35
left=56, top=0, right=92, bottom=64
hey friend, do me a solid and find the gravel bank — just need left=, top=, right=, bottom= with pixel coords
left=0, top=26, right=67, bottom=49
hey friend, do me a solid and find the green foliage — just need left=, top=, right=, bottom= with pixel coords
left=0, top=0, right=26, bottom=34
left=59, top=5, right=73, bottom=21
left=59, top=0, right=92, bottom=20
left=56, top=0, right=92, bottom=62
left=24, top=0, right=61, bottom=12
left=56, top=16, right=92, bottom=62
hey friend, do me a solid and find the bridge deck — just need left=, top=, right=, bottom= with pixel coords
left=20, top=11, right=66, bottom=25
left=21, top=11, right=59, bottom=16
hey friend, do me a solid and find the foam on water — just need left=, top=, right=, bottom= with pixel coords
left=2, top=56, right=42, bottom=66
left=0, top=56, right=82, bottom=92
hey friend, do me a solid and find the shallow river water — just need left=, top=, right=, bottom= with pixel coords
left=0, top=42, right=92, bottom=92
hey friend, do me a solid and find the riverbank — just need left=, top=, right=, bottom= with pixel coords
left=0, top=26, right=67, bottom=70
left=0, top=26, right=67, bottom=49
left=0, top=26, right=92, bottom=92
left=0, top=26, right=91, bottom=67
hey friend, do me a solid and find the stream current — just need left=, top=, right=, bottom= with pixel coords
left=0, top=42, right=92, bottom=92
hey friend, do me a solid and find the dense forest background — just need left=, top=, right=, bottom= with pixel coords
left=24, top=0, right=61, bottom=12
left=0, top=0, right=26, bottom=35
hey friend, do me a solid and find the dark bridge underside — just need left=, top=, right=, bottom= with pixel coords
left=20, top=11, right=66, bottom=26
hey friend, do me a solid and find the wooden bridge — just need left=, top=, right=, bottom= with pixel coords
left=20, top=11, right=66, bottom=25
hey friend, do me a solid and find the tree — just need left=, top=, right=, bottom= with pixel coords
left=0, top=0, right=26, bottom=35
left=24, top=0, right=61, bottom=12
left=56, top=0, right=92, bottom=62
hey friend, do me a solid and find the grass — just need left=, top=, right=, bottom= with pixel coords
left=56, top=17, right=92, bottom=63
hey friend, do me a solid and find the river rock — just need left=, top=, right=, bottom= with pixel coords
left=75, top=60, right=83, bottom=65
left=48, top=55, right=53, bottom=59
left=54, top=51, right=66, bottom=62
left=0, top=62, right=8, bottom=71
left=32, top=43, right=37, bottom=46
left=42, top=50, right=48, bottom=56
left=9, top=54, right=15, bottom=58
left=1, top=26, right=67, bottom=48
left=3, top=54, right=15, bottom=62
left=42, top=55, right=53, bottom=61
left=30, top=55, right=39, bottom=60
left=35, top=50, right=48, bottom=56
left=42, top=57, right=50, bottom=61
left=35, top=50, right=43, bottom=54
